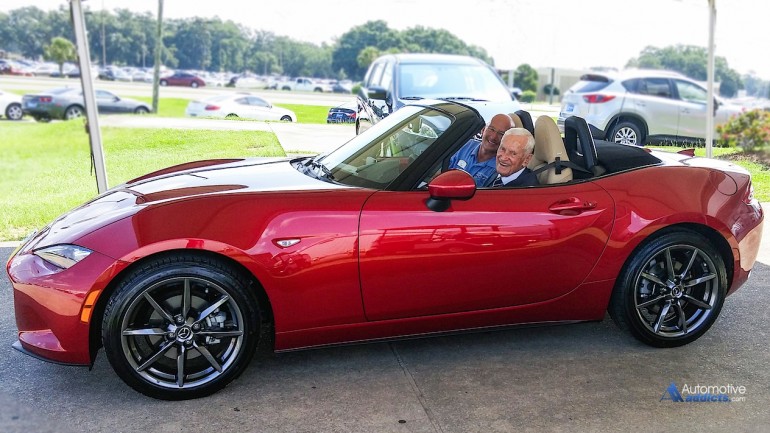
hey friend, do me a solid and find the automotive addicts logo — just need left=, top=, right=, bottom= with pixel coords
left=660, top=382, right=747, bottom=403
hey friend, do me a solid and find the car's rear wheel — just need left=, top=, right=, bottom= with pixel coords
left=609, top=230, right=726, bottom=347
left=5, top=102, right=23, bottom=120
left=64, top=105, right=84, bottom=120
left=280, top=115, right=292, bottom=122
left=160, top=80, right=168, bottom=86
left=102, top=254, right=261, bottom=400
left=609, top=120, right=643, bottom=146
left=134, top=106, right=150, bottom=114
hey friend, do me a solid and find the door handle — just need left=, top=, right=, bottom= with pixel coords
left=549, top=197, right=597, bottom=215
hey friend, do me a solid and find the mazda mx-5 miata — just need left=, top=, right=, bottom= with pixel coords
left=6, top=100, right=763, bottom=400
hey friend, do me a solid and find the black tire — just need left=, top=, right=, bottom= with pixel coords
left=280, top=115, right=292, bottom=122
left=225, top=113, right=239, bottom=119
left=5, top=102, right=23, bottom=120
left=609, top=120, right=644, bottom=146
left=160, top=80, right=168, bottom=86
left=134, top=106, right=150, bottom=115
left=609, top=229, right=727, bottom=348
left=64, top=105, right=84, bottom=120
left=102, top=254, right=261, bottom=400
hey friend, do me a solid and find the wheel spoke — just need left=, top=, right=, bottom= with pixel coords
left=680, top=247, right=699, bottom=279
left=143, top=292, right=175, bottom=323
left=664, top=248, right=675, bottom=281
left=136, top=340, right=176, bottom=372
left=197, top=330, right=244, bottom=338
left=182, top=278, right=191, bottom=319
left=652, top=300, right=672, bottom=334
left=684, top=273, right=716, bottom=287
left=123, top=327, right=167, bottom=336
left=675, top=300, right=688, bottom=334
left=194, top=342, right=223, bottom=373
left=637, top=295, right=666, bottom=309
left=641, top=272, right=667, bottom=287
left=682, top=294, right=713, bottom=310
left=177, top=344, right=187, bottom=388
left=195, top=295, right=231, bottom=322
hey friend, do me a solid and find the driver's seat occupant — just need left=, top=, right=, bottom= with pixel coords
left=448, top=113, right=513, bottom=186
left=487, top=128, right=539, bottom=187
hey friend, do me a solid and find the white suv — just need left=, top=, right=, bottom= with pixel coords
left=557, top=69, right=742, bottom=145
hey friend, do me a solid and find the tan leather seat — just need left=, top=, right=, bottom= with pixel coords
left=527, top=115, right=573, bottom=184
left=509, top=112, right=524, bottom=129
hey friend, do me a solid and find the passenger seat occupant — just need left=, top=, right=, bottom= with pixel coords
left=448, top=113, right=514, bottom=186
left=488, top=128, right=538, bottom=187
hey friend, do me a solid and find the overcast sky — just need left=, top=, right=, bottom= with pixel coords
left=4, top=0, right=769, bottom=78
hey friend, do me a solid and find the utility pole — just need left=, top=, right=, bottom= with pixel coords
left=152, top=0, right=163, bottom=114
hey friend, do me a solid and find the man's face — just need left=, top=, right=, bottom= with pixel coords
left=479, top=117, right=511, bottom=154
left=496, top=135, right=533, bottom=177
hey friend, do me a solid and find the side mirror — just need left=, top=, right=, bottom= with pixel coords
left=367, top=86, right=387, bottom=101
left=426, top=170, right=476, bottom=212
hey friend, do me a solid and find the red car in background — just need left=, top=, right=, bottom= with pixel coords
left=6, top=100, right=764, bottom=400
left=159, top=71, right=206, bottom=88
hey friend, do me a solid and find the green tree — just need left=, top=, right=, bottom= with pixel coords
left=626, top=44, right=744, bottom=97
left=357, top=46, right=380, bottom=70
left=43, top=37, right=76, bottom=74
left=514, top=64, right=539, bottom=92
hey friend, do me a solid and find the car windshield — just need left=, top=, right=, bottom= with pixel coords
left=315, top=105, right=453, bottom=189
left=398, top=63, right=512, bottom=101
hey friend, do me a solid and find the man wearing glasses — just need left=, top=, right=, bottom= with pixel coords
left=448, top=113, right=513, bottom=186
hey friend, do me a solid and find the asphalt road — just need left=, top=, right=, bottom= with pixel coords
left=1, top=245, right=769, bottom=433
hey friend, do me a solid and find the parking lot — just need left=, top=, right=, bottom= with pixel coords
left=1, top=229, right=769, bottom=432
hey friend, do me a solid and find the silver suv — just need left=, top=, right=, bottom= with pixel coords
left=557, top=69, right=742, bottom=145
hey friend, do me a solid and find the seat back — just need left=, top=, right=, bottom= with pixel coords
left=563, top=116, right=599, bottom=177
left=515, top=110, right=535, bottom=135
left=509, top=112, right=523, bottom=129
left=528, top=115, right=573, bottom=184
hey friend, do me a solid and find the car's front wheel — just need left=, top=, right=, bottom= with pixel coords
left=191, top=81, right=199, bottom=88
left=5, top=102, right=23, bottom=120
left=134, top=106, right=150, bottom=114
left=64, top=105, right=84, bottom=120
left=160, top=80, right=168, bottom=86
left=102, top=254, right=262, bottom=400
left=609, top=120, right=643, bottom=146
left=609, top=230, right=727, bottom=347
left=280, top=115, right=292, bottom=122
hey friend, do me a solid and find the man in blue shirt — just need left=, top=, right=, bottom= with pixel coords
left=448, top=113, right=514, bottom=186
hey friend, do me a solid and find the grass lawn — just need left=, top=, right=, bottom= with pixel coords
left=0, top=121, right=284, bottom=241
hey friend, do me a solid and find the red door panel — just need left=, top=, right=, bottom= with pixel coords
left=359, top=182, right=614, bottom=321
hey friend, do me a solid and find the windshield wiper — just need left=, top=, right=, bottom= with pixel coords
left=401, top=96, right=424, bottom=100
left=303, top=156, right=335, bottom=181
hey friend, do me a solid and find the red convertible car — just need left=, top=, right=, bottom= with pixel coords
left=6, top=100, right=763, bottom=400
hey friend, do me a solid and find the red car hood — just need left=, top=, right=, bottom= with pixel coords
left=23, top=158, right=347, bottom=250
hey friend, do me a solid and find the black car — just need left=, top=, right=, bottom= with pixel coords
left=356, top=53, right=521, bottom=134
left=326, top=101, right=357, bottom=123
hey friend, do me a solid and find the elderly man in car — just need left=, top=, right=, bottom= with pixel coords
left=448, top=113, right=514, bottom=186
left=488, top=127, right=539, bottom=187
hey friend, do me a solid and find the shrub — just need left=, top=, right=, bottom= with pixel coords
left=520, top=90, right=536, bottom=103
left=716, top=109, right=770, bottom=151
left=542, top=84, right=560, bottom=96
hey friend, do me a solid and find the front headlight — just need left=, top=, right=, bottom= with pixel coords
left=33, top=244, right=92, bottom=269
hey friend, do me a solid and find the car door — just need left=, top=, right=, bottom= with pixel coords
left=358, top=183, right=614, bottom=321
left=95, top=90, right=120, bottom=113
left=672, top=79, right=710, bottom=140
left=246, top=96, right=275, bottom=120
left=629, top=77, right=680, bottom=137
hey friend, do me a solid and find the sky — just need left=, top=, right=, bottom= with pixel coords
left=4, top=0, right=770, bottom=79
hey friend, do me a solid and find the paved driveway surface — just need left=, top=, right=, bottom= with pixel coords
left=1, top=242, right=769, bottom=432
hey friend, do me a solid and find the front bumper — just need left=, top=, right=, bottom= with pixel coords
left=7, top=247, right=119, bottom=365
